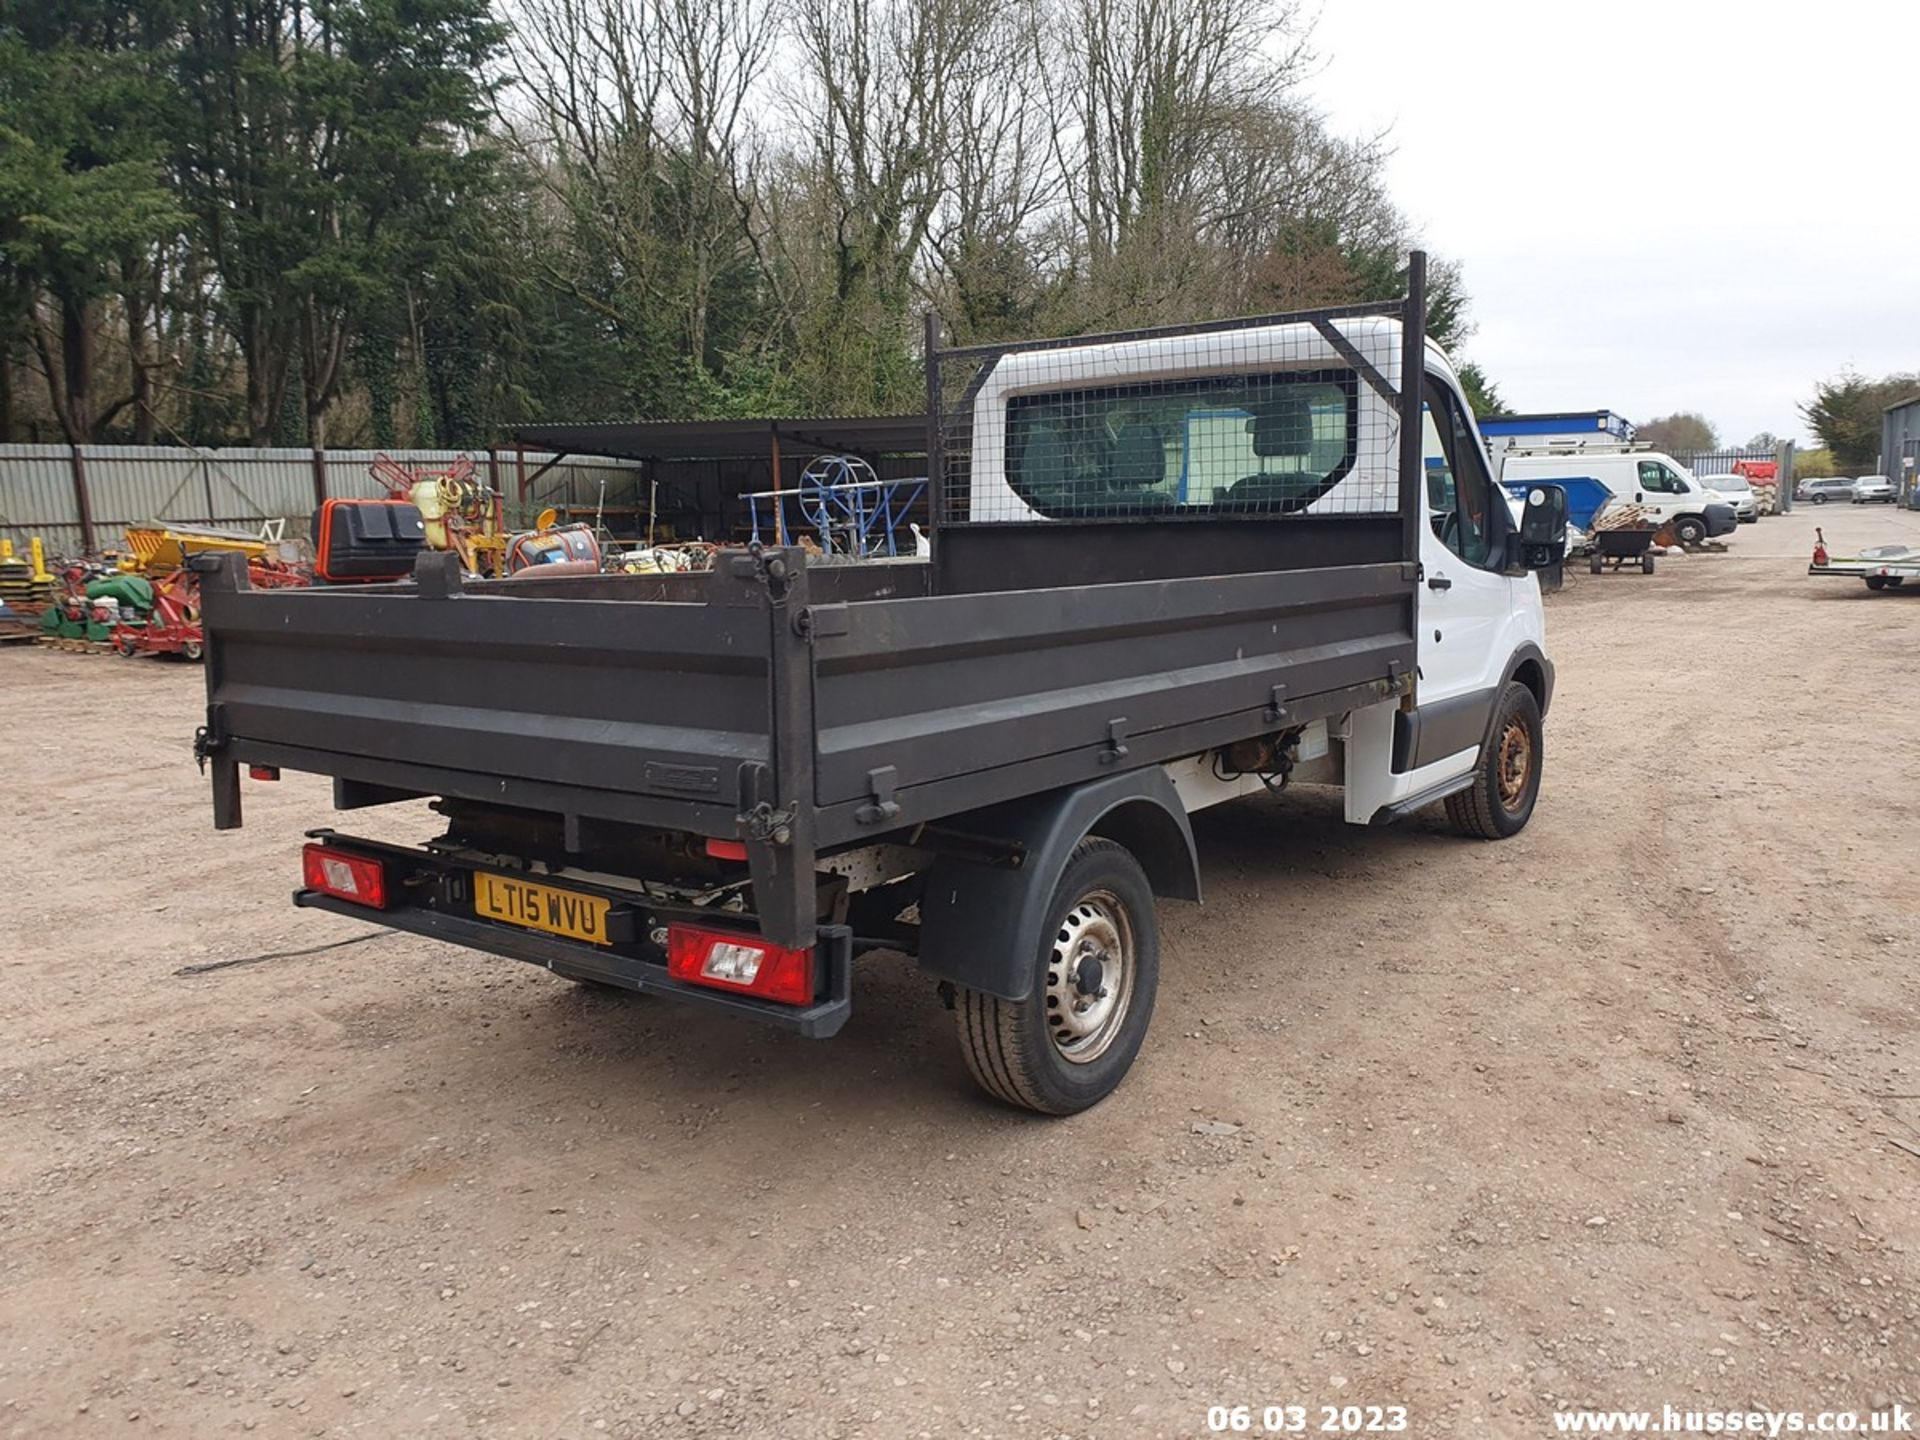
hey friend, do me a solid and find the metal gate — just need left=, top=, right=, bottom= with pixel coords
left=1681, top=446, right=1794, bottom=513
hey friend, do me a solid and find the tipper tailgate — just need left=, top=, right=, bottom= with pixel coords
left=197, top=555, right=777, bottom=829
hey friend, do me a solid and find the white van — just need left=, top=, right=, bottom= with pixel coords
left=1500, top=447, right=1737, bottom=546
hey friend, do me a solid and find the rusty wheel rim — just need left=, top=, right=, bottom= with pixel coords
left=1496, top=718, right=1533, bottom=811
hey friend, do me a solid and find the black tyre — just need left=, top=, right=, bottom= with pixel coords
left=1673, top=515, right=1707, bottom=546
left=1589, top=553, right=1602, bottom=575
left=1865, top=576, right=1889, bottom=591
left=1444, top=681, right=1544, bottom=841
left=955, top=837, right=1159, bottom=1116
left=1641, top=553, right=1656, bottom=574
left=1813, top=493, right=1828, bottom=505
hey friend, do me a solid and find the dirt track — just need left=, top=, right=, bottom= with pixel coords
left=2, top=506, right=1916, bottom=1439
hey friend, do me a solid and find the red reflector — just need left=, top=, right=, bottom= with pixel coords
left=301, top=843, right=388, bottom=909
left=704, top=838, right=748, bottom=861
left=666, top=923, right=813, bottom=1006
left=249, top=765, right=281, bottom=781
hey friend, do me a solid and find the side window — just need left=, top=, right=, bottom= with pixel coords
left=1422, top=378, right=1495, bottom=567
left=1004, top=370, right=1359, bottom=518
left=1637, top=460, right=1684, bottom=494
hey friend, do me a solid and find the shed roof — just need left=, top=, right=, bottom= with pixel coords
left=508, top=415, right=928, bottom=462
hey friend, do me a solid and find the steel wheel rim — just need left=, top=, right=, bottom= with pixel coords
left=1044, top=889, right=1134, bottom=1064
left=1497, top=718, right=1533, bottom=811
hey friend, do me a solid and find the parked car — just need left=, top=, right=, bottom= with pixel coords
left=1698, top=472, right=1759, bottom=523
left=1850, top=475, right=1896, bottom=504
left=1797, top=477, right=1855, bottom=505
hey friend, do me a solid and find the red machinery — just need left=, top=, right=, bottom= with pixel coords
left=113, top=569, right=206, bottom=660
left=112, top=560, right=309, bottom=661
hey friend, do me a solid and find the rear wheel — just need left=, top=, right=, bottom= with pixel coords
left=955, top=838, right=1159, bottom=1115
left=1445, top=681, right=1544, bottom=841
left=1813, top=493, right=1828, bottom=504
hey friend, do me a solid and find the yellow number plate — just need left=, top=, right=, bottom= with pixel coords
left=473, top=872, right=612, bottom=945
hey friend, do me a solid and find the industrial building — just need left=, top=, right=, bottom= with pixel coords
left=1883, top=394, right=1920, bottom=501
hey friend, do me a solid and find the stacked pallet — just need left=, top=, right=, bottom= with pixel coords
left=1751, top=481, right=1779, bottom=515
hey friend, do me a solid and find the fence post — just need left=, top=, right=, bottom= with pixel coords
left=310, top=446, right=328, bottom=510
left=68, top=443, right=97, bottom=554
left=924, top=310, right=943, bottom=532
left=1776, top=442, right=1793, bottom=513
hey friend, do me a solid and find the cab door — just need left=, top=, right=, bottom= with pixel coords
left=1406, top=373, right=1515, bottom=783
left=1631, top=458, right=1683, bottom=519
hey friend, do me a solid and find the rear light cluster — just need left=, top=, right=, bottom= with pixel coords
left=301, top=843, right=388, bottom=909
left=666, top=923, right=813, bottom=1006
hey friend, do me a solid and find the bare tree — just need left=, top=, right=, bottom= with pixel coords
left=1048, top=0, right=1309, bottom=264
left=776, top=0, right=1012, bottom=402
left=921, top=0, right=1060, bottom=342
left=506, top=0, right=773, bottom=382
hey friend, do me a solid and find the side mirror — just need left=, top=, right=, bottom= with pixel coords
left=1506, top=483, right=1568, bottom=572
left=1520, top=483, right=1567, bottom=545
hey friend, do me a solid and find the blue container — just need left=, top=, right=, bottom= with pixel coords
left=1500, top=474, right=1614, bottom=532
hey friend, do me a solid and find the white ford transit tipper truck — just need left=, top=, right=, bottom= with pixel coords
left=193, top=255, right=1567, bottom=1114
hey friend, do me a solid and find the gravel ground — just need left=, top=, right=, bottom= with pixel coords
left=1, top=506, right=1915, bottom=1439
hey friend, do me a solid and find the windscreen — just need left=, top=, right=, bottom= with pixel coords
left=1001, top=369, right=1358, bottom=519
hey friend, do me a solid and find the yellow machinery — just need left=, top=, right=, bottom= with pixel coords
left=122, top=523, right=277, bottom=574
left=370, top=454, right=507, bottom=576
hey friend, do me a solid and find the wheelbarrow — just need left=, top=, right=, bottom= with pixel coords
left=1588, top=524, right=1659, bottom=575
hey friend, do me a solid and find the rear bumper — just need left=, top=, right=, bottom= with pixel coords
left=294, top=834, right=854, bottom=1038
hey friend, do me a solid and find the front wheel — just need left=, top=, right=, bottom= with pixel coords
left=1866, top=576, right=1889, bottom=591
left=1673, top=515, right=1707, bottom=546
left=1444, top=681, right=1544, bottom=840
left=954, top=837, right=1159, bottom=1115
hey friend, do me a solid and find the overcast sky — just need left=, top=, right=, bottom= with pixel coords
left=1305, top=0, right=1919, bottom=447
